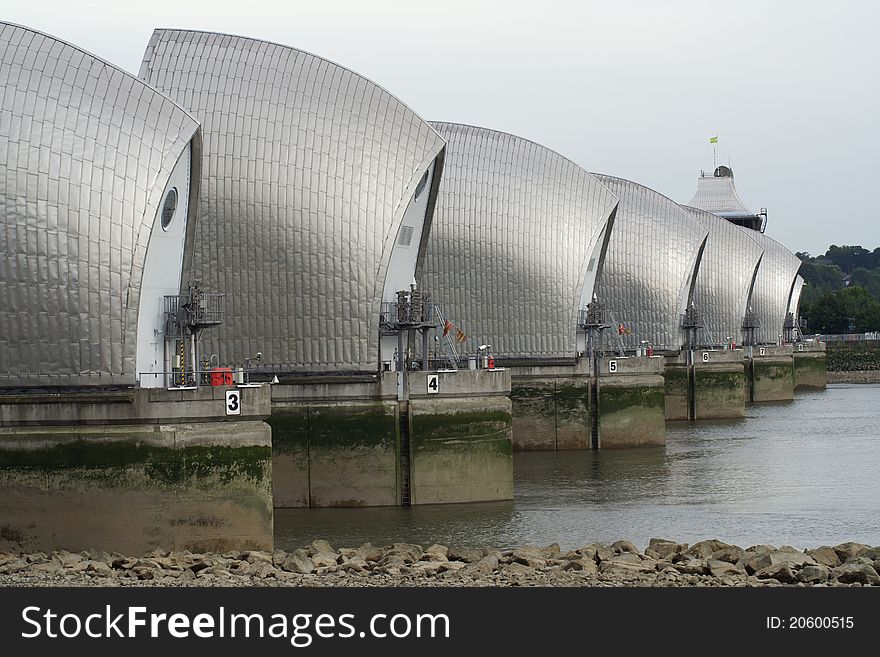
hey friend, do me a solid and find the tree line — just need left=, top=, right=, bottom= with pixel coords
left=796, top=245, right=880, bottom=334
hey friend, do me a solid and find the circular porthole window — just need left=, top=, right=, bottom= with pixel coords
left=161, top=187, right=178, bottom=231
left=414, top=170, right=429, bottom=200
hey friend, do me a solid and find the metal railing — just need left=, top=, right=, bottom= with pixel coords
left=816, top=332, right=879, bottom=342
left=137, top=368, right=260, bottom=389
left=164, top=292, right=224, bottom=337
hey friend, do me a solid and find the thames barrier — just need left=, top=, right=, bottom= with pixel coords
left=0, top=22, right=824, bottom=554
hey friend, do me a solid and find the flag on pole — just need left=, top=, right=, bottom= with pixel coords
left=709, top=136, right=718, bottom=144
left=442, top=319, right=453, bottom=337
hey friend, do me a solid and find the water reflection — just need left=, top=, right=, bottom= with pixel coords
left=275, top=384, right=880, bottom=551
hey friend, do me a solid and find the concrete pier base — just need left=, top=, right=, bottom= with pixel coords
left=510, top=368, right=590, bottom=450
left=596, top=357, right=666, bottom=448
left=0, top=386, right=274, bottom=554
left=269, top=369, right=513, bottom=508
left=793, top=341, right=827, bottom=390
left=665, top=350, right=746, bottom=420
left=510, top=357, right=666, bottom=450
left=747, top=345, right=795, bottom=402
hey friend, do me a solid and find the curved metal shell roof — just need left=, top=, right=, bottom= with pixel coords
left=739, top=229, right=802, bottom=344
left=592, top=175, right=708, bottom=351
left=687, top=172, right=754, bottom=218
left=419, top=123, right=618, bottom=360
left=139, top=29, right=445, bottom=373
left=0, top=22, right=200, bottom=387
left=684, top=206, right=764, bottom=346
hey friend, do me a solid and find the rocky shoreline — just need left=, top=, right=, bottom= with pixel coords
left=2, top=539, right=879, bottom=587
left=828, top=370, right=880, bottom=384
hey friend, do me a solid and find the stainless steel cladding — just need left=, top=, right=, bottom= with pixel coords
left=419, top=123, right=618, bottom=360
left=739, top=229, right=802, bottom=344
left=139, top=29, right=445, bottom=374
left=592, top=175, right=709, bottom=351
left=687, top=168, right=754, bottom=218
left=684, top=206, right=764, bottom=346
left=0, top=22, right=200, bottom=387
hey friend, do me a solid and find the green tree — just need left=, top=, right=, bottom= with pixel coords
left=837, top=286, right=880, bottom=332
left=805, top=292, right=847, bottom=334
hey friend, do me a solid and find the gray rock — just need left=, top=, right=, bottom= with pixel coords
left=355, top=543, right=385, bottom=562
left=244, top=550, right=274, bottom=565
left=198, top=566, right=229, bottom=578
left=686, top=540, right=734, bottom=560
left=606, top=552, right=642, bottom=566
left=312, top=553, right=340, bottom=568
left=512, top=547, right=546, bottom=568
left=133, top=567, right=156, bottom=580
left=341, top=556, right=369, bottom=573
left=598, top=561, right=650, bottom=577
left=439, top=561, right=466, bottom=573
left=32, top=561, right=63, bottom=574
left=411, top=560, right=446, bottom=572
left=562, top=558, right=599, bottom=574
left=833, top=542, right=870, bottom=562
left=82, top=550, right=113, bottom=565
left=832, top=563, right=880, bottom=585
left=502, top=562, right=535, bottom=576
left=255, top=563, right=279, bottom=579
left=844, top=556, right=874, bottom=566
left=447, top=547, right=484, bottom=563
left=860, top=547, right=880, bottom=560
left=755, top=563, right=796, bottom=584
left=382, top=543, right=423, bottom=564
left=306, top=540, right=335, bottom=556
left=0, top=560, right=30, bottom=575
left=466, top=554, right=499, bottom=573
left=707, top=560, right=742, bottom=577
left=741, top=551, right=816, bottom=574
left=541, top=543, right=561, bottom=557
left=645, top=539, right=687, bottom=560
left=797, top=564, right=830, bottom=584
left=595, top=545, right=615, bottom=562
left=805, top=546, right=841, bottom=568
left=674, top=558, right=708, bottom=575
left=52, top=551, right=83, bottom=567
left=280, top=550, right=315, bottom=575
left=423, top=544, right=449, bottom=561
left=612, top=540, right=639, bottom=555
left=229, top=561, right=255, bottom=576
left=575, top=545, right=599, bottom=561
left=711, top=546, right=745, bottom=564
left=745, top=544, right=776, bottom=554
left=777, top=545, right=799, bottom=554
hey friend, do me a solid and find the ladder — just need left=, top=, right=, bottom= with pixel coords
left=399, top=401, right=412, bottom=506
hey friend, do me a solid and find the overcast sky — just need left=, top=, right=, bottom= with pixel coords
left=7, top=0, right=878, bottom=256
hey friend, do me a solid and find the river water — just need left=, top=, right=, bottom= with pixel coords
left=275, top=384, right=880, bottom=551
